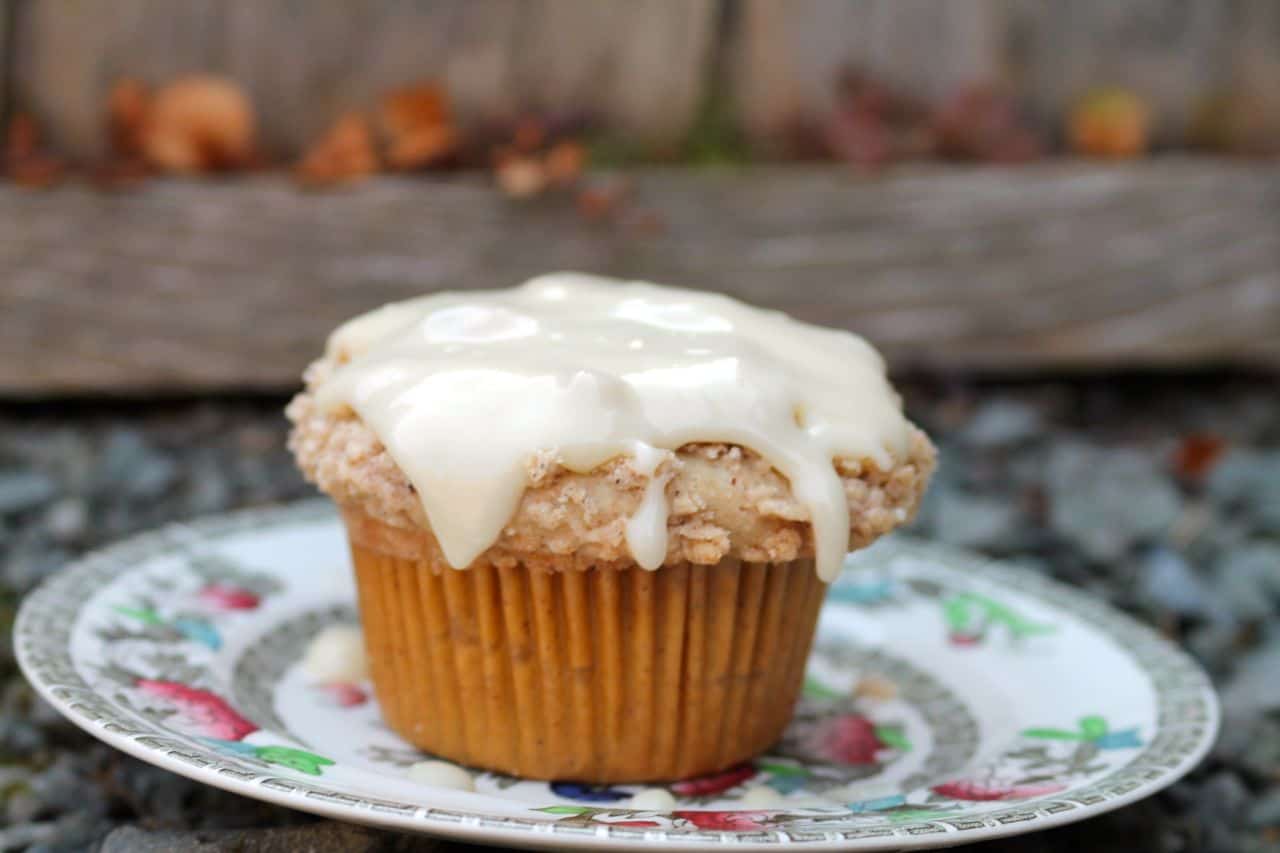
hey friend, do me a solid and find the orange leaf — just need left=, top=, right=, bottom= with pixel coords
left=496, top=156, right=548, bottom=199
left=5, top=113, right=40, bottom=163
left=142, top=75, right=256, bottom=174
left=108, top=78, right=151, bottom=158
left=9, top=154, right=66, bottom=189
left=88, top=157, right=151, bottom=192
left=386, top=124, right=459, bottom=171
left=545, top=140, right=586, bottom=186
left=380, top=83, right=450, bottom=140
left=1068, top=88, right=1150, bottom=159
left=1172, top=434, right=1226, bottom=480
left=295, top=112, right=379, bottom=187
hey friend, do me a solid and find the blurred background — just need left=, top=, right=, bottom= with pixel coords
left=0, top=1, right=1278, bottom=851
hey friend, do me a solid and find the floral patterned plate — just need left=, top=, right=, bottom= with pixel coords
left=16, top=501, right=1217, bottom=851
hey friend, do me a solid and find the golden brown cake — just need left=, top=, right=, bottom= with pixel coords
left=287, top=273, right=934, bottom=781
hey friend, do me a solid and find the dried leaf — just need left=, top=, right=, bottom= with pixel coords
left=377, top=82, right=458, bottom=172
left=295, top=112, right=379, bottom=187
left=824, top=109, right=891, bottom=169
left=5, top=113, right=40, bottom=163
left=619, top=207, right=666, bottom=235
left=88, top=157, right=151, bottom=192
left=933, top=85, right=1043, bottom=163
left=544, top=140, right=586, bottom=186
left=141, top=75, right=257, bottom=174
left=9, top=154, right=66, bottom=189
left=4, top=113, right=67, bottom=190
left=495, top=156, right=548, bottom=199
left=1068, top=88, right=1150, bottom=159
left=511, top=117, right=547, bottom=153
left=108, top=78, right=151, bottom=158
left=379, top=83, right=450, bottom=141
left=1187, top=90, right=1280, bottom=157
left=575, top=179, right=632, bottom=221
left=1172, top=434, right=1226, bottom=481
left=386, top=124, right=459, bottom=171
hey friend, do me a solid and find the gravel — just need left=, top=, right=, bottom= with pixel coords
left=0, top=375, right=1277, bottom=851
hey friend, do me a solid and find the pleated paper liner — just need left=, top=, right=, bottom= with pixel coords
left=342, top=508, right=828, bottom=782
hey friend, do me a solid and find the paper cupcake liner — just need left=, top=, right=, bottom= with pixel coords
left=342, top=509, right=827, bottom=782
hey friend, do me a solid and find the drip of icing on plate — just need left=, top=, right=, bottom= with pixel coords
left=301, top=624, right=369, bottom=683
left=314, top=272, right=911, bottom=581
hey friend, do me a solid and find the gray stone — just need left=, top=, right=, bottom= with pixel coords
left=3, top=545, right=72, bottom=594
left=1248, top=788, right=1280, bottom=827
left=1137, top=547, right=1209, bottom=616
left=1222, top=638, right=1280, bottom=718
left=960, top=399, right=1041, bottom=448
left=29, top=754, right=109, bottom=818
left=4, top=787, right=42, bottom=825
left=0, top=470, right=57, bottom=515
left=95, top=430, right=178, bottom=501
left=26, top=814, right=116, bottom=853
left=1212, top=544, right=1280, bottom=623
left=0, top=717, right=47, bottom=755
left=1047, top=443, right=1181, bottom=563
left=184, top=454, right=235, bottom=516
left=1194, top=771, right=1251, bottom=828
left=42, top=497, right=88, bottom=544
left=932, top=492, right=1022, bottom=550
left=96, top=822, right=405, bottom=853
left=0, top=821, right=62, bottom=850
left=1207, top=449, right=1280, bottom=534
left=1186, top=619, right=1245, bottom=676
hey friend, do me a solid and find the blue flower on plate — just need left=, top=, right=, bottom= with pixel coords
left=551, top=782, right=631, bottom=802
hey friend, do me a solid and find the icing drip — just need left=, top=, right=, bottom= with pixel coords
left=623, top=442, right=673, bottom=571
left=314, top=273, right=911, bottom=580
left=301, top=624, right=369, bottom=683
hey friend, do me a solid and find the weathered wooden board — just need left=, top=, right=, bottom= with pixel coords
left=0, top=0, right=10, bottom=124
left=1, top=161, right=1276, bottom=395
left=9, top=0, right=717, bottom=158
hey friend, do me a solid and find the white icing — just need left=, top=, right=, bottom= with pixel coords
left=407, top=760, right=475, bottom=791
left=628, top=788, right=678, bottom=811
left=316, top=273, right=910, bottom=581
left=301, top=625, right=369, bottom=683
left=623, top=442, right=673, bottom=570
left=739, top=785, right=787, bottom=807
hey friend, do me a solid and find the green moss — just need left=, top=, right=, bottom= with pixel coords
left=679, top=87, right=751, bottom=168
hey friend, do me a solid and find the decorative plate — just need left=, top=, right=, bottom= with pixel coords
left=16, top=502, right=1218, bottom=851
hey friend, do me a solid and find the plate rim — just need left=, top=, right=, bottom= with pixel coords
left=15, top=500, right=1221, bottom=851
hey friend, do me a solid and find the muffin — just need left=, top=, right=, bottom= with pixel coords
left=287, top=272, right=934, bottom=782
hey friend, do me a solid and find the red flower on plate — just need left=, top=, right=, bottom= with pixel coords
left=816, top=714, right=884, bottom=765
left=317, top=682, right=368, bottom=707
left=670, top=764, right=757, bottom=797
left=674, top=810, right=771, bottom=832
left=932, top=780, right=1067, bottom=801
left=198, top=583, right=261, bottom=611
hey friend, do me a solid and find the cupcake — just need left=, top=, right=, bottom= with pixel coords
left=287, top=272, right=934, bottom=782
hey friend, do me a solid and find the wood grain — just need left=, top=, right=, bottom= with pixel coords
left=1, top=161, right=1276, bottom=395
left=9, top=0, right=717, bottom=159
left=733, top=0, right=1004, bottom=144
left=0, top=0, right=10, bottom=125
left=1004, top=0, right=1233, bottom=142
left=733, top=0, right=1280, bottom=148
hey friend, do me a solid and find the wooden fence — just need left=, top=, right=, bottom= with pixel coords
left=1, top=1, right=1278, bottom=394
left=4, top=0, right=1279, bottom=157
